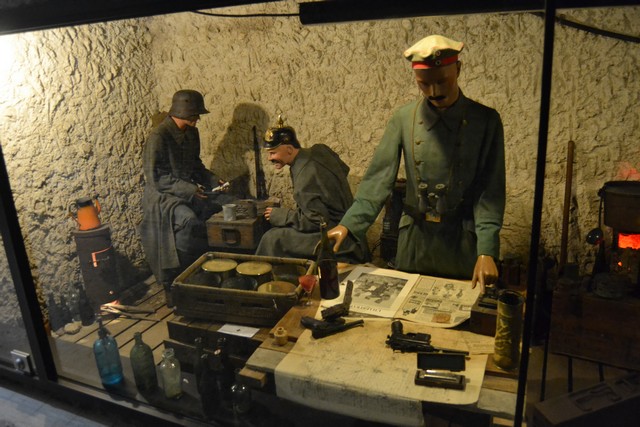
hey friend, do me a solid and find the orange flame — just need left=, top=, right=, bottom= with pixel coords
left=619, top=233, right=640, bottom=250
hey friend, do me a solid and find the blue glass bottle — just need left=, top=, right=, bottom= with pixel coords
left=93, top=316, right=123, bottom=386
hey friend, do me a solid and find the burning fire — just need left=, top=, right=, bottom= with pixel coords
left=619, top=233, right=640, bottom=250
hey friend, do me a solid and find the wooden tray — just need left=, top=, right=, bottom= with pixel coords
left=172, top=252, right=314, bottom=327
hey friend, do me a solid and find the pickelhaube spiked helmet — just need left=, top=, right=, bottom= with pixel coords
left=264, top=115, right=300, bottom=149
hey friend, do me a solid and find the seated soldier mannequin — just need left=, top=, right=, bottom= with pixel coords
left=139, top=89, right=235, bottom=303
left=255, top=116, right=369, bottom=264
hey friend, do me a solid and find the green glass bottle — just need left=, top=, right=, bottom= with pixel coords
left=130, top=332, right=157, bottom=392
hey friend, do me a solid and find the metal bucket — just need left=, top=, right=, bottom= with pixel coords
left=600, top=181, right=640, bottom=233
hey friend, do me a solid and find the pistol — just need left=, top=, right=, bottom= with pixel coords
left=386, top=320, right=433, bottom=353
left=385, top=320, right=469, bottom=355
left=301, top=316, right=364, bottom=339
left=321, top=280, right=354, bottom=321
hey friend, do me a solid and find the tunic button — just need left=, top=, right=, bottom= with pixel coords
left=415, top=140, right=422, bottom=145
left=416, top=160, right=423, bottom=166
left=418, top=120, right=423, bottom=125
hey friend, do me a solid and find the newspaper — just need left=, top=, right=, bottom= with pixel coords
left=322, top=266, right=480, bottom=328
left=396, top=275, right=481, bottom=327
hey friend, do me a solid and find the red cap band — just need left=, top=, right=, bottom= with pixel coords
left=412, top=54, right=458, bottom=69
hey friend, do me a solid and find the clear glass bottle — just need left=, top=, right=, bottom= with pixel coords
left=130, top=332, right=157, bottom=392
left=159, top=348, right=182, bottom=399
left=93, top=316, right=123, bottom=386
left=316, top=221, right=340, bottom=300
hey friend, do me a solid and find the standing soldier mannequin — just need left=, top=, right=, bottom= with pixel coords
left=329, top=35, right=505, bottom=291
left=255, top=116, right=369, bottom=264
left=139, top=89, right=234, bottom=302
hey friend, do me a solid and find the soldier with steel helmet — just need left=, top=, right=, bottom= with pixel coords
left=329, top=35, right=506, bottom=291
left=255, top=115, right=369, bottom=263
left=139, top=89, right=234, bottom=303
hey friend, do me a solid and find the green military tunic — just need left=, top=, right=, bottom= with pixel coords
left=341, top=92, right=505, bottom=278
left=256, top=144, right=369, bottom=263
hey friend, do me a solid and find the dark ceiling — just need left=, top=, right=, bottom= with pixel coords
left=0, top=0, right=638, bottom=35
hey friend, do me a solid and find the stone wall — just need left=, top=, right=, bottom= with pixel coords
left=0, top=3, right=638, bottom=328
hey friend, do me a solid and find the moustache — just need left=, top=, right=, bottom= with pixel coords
left=428, top=96, right=446, bottom=101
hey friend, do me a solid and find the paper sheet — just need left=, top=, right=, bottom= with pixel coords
left=274, top=319, right=487, bottom=426
left=324, top=268, right=481, bottom=328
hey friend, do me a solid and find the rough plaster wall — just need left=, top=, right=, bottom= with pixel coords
left=148, top=3, right=638, bottom=269
left=545, top=9, right=640, bottom=268
left=148, top=5, right=547, bottom=258
left=0, top=21, right=155, bottom=326
left=0, top=3, right=638, bottom=330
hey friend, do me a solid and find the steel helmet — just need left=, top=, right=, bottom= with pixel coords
left=168, top=90, right=210, bottom=119
left=264, top=115, right=300, bottom=149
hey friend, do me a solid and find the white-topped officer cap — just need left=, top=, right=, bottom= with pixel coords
left=404, top=35, right=464, bottom=69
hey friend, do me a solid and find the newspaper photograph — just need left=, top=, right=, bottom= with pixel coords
left=323, top=266, right=420, bottom=319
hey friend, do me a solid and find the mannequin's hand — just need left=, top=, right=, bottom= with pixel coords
left=327, top=225, right=348, bottom=253
left=471, top=255, right=498, bottom=292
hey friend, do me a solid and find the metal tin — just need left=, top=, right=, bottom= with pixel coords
left=220, top=275, right=258, bottom=291
left=257, top=281, right=297, bottom=294
left=271, top=264, right=307, bottom=284
left=201, top=258, right=237, bottom=285
left=236, top=261, right=273, bottom=285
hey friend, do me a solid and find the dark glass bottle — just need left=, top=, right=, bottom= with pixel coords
left=317, top=221, right=340, bottom=300
left=199, top=353, right=221, bottom=419
left=47, top=293, right=66, bottom=334
left=193, top=337, right=205, bottom=394
left=93, top=316, right=123, bottom=386
left=214, top=338, right=234, bottom=403
left=130, top=332, right=157, bottom=392
left=78, top=285, right=95, bottom=326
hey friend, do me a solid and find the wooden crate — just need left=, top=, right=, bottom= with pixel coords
left=206, top=213, right=265, bottom=250
left=549, top=290, right=640, bottom=370
left=172, top=252, right=314, bottom=327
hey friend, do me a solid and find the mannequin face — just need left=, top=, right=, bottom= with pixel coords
left=267, top=144, right=297, bottom=170
left=414, top=61, right=461, bottom=109
left=172, top=115, right=200, bottom=130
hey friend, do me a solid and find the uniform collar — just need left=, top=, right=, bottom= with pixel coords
left=289, top=147, right=309, bottom=177
left=421, top=91, right=468, bottom=131
left=164, top=115, right=189, bottom=144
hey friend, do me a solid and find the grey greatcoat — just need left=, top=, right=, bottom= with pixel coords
left=256, top=144, right=369, bottom=263
left=139, top=116, right=222, bottom=285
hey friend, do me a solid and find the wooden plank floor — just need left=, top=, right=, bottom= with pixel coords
left=56, top=277, right=174, bottom=365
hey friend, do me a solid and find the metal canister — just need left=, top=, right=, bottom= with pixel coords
left=236, top=261, right=273, bottom=286
left=257, top=281, right=297, bottom=294
left=492, top=290, right=525, bottom=371
left=201, top=258, right=237, bottom=286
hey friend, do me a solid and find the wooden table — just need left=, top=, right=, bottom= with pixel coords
left=238, top=297, right=520, bottom=424
left=52, top=275, right=518, bottom=425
